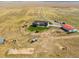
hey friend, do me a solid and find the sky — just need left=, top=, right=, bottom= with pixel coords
left=0, top=1, right=79, bottom=7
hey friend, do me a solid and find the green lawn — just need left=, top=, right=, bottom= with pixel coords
left=28, top=25, right=49, bottom=32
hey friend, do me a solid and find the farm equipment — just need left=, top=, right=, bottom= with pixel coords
left=28, top=35, right=38, bottom=43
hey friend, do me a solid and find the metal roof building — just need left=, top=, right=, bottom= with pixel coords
left=61, top=24, right=77, bottom=32
left=32, top=21, right=48, bottom=27
left=62, top=24, right=74, bottom=30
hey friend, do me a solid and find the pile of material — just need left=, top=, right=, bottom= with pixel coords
left=8, top=48, right=34, bottom=55
left=0, top=37, right=5, bottom=44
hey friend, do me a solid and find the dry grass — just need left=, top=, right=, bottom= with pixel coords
left=0, top=6, right=79, bottom=58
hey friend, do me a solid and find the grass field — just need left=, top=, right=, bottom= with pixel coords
left=0, top=6, right=79, bottom=58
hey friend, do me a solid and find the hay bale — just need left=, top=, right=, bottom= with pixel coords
left=55, top=43, right=67, bottom=50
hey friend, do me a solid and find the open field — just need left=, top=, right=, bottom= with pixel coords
left=0, top=5, right=79, bottom=58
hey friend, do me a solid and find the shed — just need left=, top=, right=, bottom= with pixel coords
left=61, top=24, right=77, bottom=32
left=0, top=37, right=5, bottom=44
left=32, top=21, right=48, bottom=27
left=63, top=24, right=74, bottom=30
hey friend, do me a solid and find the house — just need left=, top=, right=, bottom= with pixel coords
left=32, top=21, right=48, bottom=27
left=61, top=24, right=77, bottom=32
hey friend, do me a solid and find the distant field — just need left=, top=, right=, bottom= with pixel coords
left=0, top=6, right=79, bottom=58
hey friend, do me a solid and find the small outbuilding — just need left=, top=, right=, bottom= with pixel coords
left=61, top=24, right=77, bottom=32
left=32, top=21, right=48, bottom=27
left=0, top=37, right=5, bottom=44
